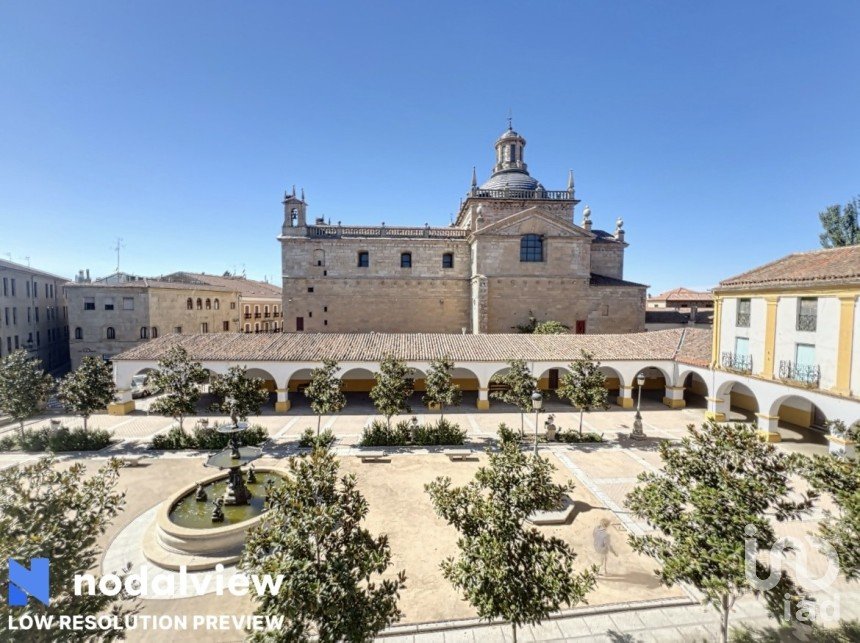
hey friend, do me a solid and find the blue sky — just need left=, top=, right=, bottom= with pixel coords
left=1, top=1, right=858, bottom=295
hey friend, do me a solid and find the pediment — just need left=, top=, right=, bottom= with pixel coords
left=472, top=206, right=593, bottom=238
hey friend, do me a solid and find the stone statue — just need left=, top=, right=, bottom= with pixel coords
left=247, top=465, right=257, bottom=484
left=211, top=498, right=225, bottom=523
left=194, top=483, right=207, bottom=502
left=592, top=517, right=618, bottom=574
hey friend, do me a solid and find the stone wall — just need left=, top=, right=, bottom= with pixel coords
left=590, top=243, right=624, bottom=279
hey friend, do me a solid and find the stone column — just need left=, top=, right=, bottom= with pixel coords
left=108, top=389, right=135, bottom=416
left=705, top=396, right=729, bottom=421
left=275, top=388, right=291, bottom=413
left=760, top=296, right=779, bottom=379
left=617, top=386, right=634, bottom=408
left=662, top=386, right=686, bottom=409
left=755, top=413, right=781, bottom=442
left=477, top=387, right=490, bottom=411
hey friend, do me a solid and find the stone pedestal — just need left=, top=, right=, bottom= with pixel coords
left=630, top=411, right=647, bottom=440
left=108, top=390, right=135, bottom=416
left=827, top=435, right=856, bottom=459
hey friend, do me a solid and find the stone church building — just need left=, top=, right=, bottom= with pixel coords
left=279, top=125, right=646, bottom=334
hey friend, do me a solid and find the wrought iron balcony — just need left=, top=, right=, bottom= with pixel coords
left=735, top=312, right=750, bottom=327
left=778, top=360, right=821, bottom=387
left=796, top=314, right=817, bottom=332
left=721, top=352, right=752, bottom=373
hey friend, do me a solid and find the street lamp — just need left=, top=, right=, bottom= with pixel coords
left=410, top=415, right=419, bottom=442
left=631, top=372, right=647, bottom=440
left=531, top=390, right=543, bottom=456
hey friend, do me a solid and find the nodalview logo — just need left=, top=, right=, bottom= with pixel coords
left=7, top=558, right=50, bottom=606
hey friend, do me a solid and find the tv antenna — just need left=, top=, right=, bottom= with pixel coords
left=112, top=238, right=125, bottom=273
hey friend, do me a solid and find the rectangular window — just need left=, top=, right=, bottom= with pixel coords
left=10, top=279, right=15, bottom=296
left=296, top=317, right=304, bottom=331
left=2, top=278, right=6, bottom=296
left=27, top=308, right=31, bottom=323
left=323, top=306, right=328, bottom=312
left=357, top=251, right=369, bottom=268
left=307, top=287, right=314, bottom=293
left=201, top=322, right=209, bottom=333
left=174, top=326, right=182, bottom=334
left=4, top=308, right=8, bottom=325
left=14, top=336, right=18, bottom=349
left=230, top=302, right=236, bottom=309
left=400, top=252, right=412, bottom=268
left=26, top=281, right=30, bottom=297
left=736, top=298, right=751, bottom=327
left=12, top=308, right=16, bottom=325
left=520, top=235, right=544, bottom=262
left=222, top=321, right=230, bottom=331
left=122, top=297, right=134, bottom=310
left=442, top=253, right=454, bottom=269
left=84, top=297, right=95, bottom=311
left=36, top=331, right=40, bottom=347
left=6, top=338, right=10, bottom=353
left=735, top=336, right=749, bottom=356
left=104, top=297, right=114, bottom=310
left=324, top=319, right=328, bottom=326
left=34, top=308, right=38, bottom=322
left=796, top=297, right=817, bottom=332
left=575, top=320, right=586, bottom=334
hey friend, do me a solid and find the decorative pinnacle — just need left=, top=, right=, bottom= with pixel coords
left=471, top=166, right=477, bottom=188
left=567, top=169, right=575, bottom=191
left=300, top=187, right=305, bottom=201
left=291, top=185, right=296, bottom=197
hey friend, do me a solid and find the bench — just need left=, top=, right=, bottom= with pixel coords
left=443, top=448, right=472, bottom=461
left=355, top=450, right=387, bottom=463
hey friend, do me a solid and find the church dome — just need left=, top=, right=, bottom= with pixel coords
left=479, top=171, right=539, bottom=190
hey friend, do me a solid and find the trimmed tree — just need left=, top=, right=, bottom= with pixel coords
left=625, top=421, right=817, bottom=643
left=369, top=355, right=413, bottom=429
left=304, top=358, right=347, bottom=438
left=242, top=447, right=407, bottom=641
left=0, top=349, right=54, bottom=439
left=148, top=345, right=208, bottom=430
left=426, top=440, right=597, bottom=642
left=0, top=457, right=134, bottom=641
left=489, top=359, right=537, bottom=436
left=57, top=355, right=115, bottom=431
left=794, top=422, right=859, bottom=581
left=533, top=320, right=569, bottom=334
left=819, top=197, right=859, bottom=248
left=422, top=356, right=462, bottom=420
left=209, top=365, right=270, bottom=425
left=556, top=351, right=610, bottom=436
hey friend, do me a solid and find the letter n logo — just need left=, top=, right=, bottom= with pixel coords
left=8, top=558, right=50, bottom=606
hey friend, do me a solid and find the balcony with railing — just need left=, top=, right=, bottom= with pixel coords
left=721, top=352, right=752, bottom=373
left=778, top=361, right=821, bottom=387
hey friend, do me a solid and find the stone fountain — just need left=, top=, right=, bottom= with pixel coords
left=204, top=422, right=262, bottom=509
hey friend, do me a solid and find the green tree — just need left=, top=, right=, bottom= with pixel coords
left=422, top=355, right=462, bottom=420
left=0, top=349, right=54, bottom=439
left=304, top=359, right=347, bottom=438
left=426, top=441, right=597, bottom=642
left=369, top=355, right=413, bottom=429
left=210, top=365, right=270, bottom=425
left=819, top=197, right=859, bottom=248
left=57, top=355, right=115, bottom=431
left=533, top=320, right=570, bottom=334
left=556, top=351, right=610, bottom=436
left=148, top=345, right=208, bottom=430
left=793, top=421, right=859, bottom=581
left=625, top=421, right=816, bottom=643
left=242, top=448, right=407, bottom=642
left=489, top=359, right=537, bottom=436
left=0, top=457, right=134, bottom=641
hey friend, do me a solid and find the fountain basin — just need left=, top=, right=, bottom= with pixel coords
left=143, top=466, right=288, bottom=571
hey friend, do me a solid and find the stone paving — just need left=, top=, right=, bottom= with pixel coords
left=2, top=398, right=853, bottom=641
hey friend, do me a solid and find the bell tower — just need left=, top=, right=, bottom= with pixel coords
left=281, top=186, right=307, bottom=236
left=493, top=122, right=527, bottom=174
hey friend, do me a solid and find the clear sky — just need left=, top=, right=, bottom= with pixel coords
left=1, top=1, right=858, bottom=295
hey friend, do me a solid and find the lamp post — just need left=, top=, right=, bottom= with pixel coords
left=531, top=390, right=543, bottom=456
left=631, top=372, right=646, bottom=440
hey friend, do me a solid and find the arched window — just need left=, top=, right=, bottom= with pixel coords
left=106, top=327, right=116, bottom=340
left=74, top=327, right=82, bottom=340
left=244, top=304, right=250, bottom=319
left=520, top=234, right=543, bottom=262
left=196, top=298, right=203, bottom=310
left=186, top=298, right=193, bottom=310
left=254, top=322, right=260, bottom=333
left=205, top=298, right=211, bottom=310
left=273, top=305, right=279, bottom=316
left=244, top=323, right=251, bottom=333
left=151, top=327, right=158, bottom=339
left=140, top=327, right=148, bottom=339
left=213, top=299, right=220, bottom=310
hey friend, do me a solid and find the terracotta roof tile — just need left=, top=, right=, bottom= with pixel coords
left=159, top=272, right=282, bottom=298
left=114, top=328, right=698, bottom=364
left=718, top=246, right=860, bottom=289
left=674, top=327, right=712, bottom=367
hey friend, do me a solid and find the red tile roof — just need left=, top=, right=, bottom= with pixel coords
left=718, top=246, right=860, bottom=290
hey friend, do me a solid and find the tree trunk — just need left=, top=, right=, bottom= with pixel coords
left=19, top=420, right=25, bottom=440
left=512, top=623, right=517, bottom=643
left=178, top=415, right=184, bottom=430
left=520, top=412, right=524, bottom=437
left=317, top=413, right=322, bottom=438
left=579, top=408, right=584, bottom=437
left=83, top=416, right=88, bottom=432
left=720, top=595, right=730, bottom=643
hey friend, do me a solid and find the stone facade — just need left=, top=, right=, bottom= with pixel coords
left=66, top=279, right=239, bottom=369
left=0, top=259, right=70, bottom=373
left=279, top=125, right=646, bottom=334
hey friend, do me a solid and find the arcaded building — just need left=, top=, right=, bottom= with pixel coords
left=279, top=125, right=646, bottom=334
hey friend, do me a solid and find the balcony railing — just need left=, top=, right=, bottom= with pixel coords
left=796, top=314, right=817, bottom=332
left=721, top=352, right=752, bottom=373
left=307, top=225, right=468, bottom=240
left=243, top=313, right=251, bottom=319
left=254, top=312, right=262, bottom=319
left=778, top=360, right=821, bottom=387
left=469, top=188, right=574, bottom=201
left=735, top=312, right=750, bottom=327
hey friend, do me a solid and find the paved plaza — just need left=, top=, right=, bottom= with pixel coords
left=1, top=398, right=852, bottom=641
